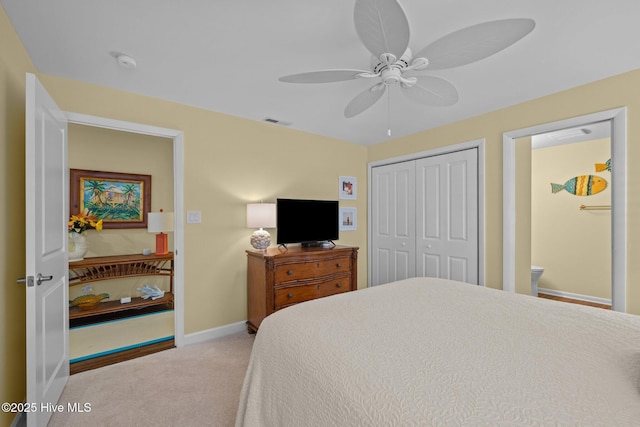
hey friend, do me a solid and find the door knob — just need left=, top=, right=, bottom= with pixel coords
left=36, top=274, right=53, bottom=286
left=18, top=274, right=53, bottom=286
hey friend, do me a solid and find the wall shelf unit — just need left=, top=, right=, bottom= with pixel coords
left=68, top=253, right=174, bottom=321
left=68, top=253, right=175, bottom=374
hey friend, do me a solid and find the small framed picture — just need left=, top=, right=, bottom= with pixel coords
left=339, top=207, right=357, bottom=231
left=339, top=176, right=357, bottom=200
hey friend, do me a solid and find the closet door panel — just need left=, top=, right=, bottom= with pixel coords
left=371, top=161, right=416, bottom=286
left=371, top=147, right=478, bottom=287
left=448, top=160, right=468, bottom=241
left=416, top=149, right=478, bottom=284
left=421, top=163, right=441, bottom=239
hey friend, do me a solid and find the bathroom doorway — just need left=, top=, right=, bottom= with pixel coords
left=530, top=122, right=612, bottom=308
left=503, top=107, right=626, bottom=312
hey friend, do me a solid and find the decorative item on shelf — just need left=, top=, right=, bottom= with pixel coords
left=69, top=293, right=110, bottom=311
left=148, top=209, right=174, bottom=255
left=137, top=284, right=165, bottom=300
left=246, top=202, right=276, bottom=251
left=68, top=210, right=103, bottom=261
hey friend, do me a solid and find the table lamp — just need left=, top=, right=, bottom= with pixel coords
left=148, top=209, right=174, bottom=255
left=246, top=203, right=276, bottom=250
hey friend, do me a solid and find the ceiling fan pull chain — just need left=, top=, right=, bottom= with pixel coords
left=387, top=89, right=392, bottom=137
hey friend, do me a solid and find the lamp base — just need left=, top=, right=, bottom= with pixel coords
left=155, top=232, right=169, bottom=255
left=250, top=228, right=271, bottom=251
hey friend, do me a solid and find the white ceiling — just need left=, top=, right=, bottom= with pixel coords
left=3, top=0, right=640, bottom=146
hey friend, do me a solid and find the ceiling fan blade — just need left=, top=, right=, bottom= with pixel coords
left=402, top=76, right=458, bottom=106
left=345, top=83, right=386, bottom=118
left=353, top=0, right=410, bottom=62
left=414, top=18, right=535, bottom=70
left=279, top=69, right=371, bottom=84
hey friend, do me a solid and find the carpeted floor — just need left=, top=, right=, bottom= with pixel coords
left=48, top=331, right=255, bottom=427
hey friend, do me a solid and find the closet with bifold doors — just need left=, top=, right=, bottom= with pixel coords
left=370, top=148, right=479, bottom=287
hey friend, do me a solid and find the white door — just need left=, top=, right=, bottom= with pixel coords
left=370, top=161, right=416, bottom=286
left=25, top=73, right=69, bottom=427
left=416, top=149, right=478, bottom=284
left=370, top=148, right=478, bottom=286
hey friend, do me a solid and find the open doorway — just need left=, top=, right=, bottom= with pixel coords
left=65, top=112, right=185, bottom=371
left=530, top=122, right=612, bottom=308
left=503, top=107, right=626, bottom=312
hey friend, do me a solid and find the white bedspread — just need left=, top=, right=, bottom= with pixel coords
left=236, top=277, right=640, bottom=426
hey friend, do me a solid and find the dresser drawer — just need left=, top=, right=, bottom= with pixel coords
left=274, top=276, right=351, bottom=308
left=274, top=256, right=350, bottom=282
left=246, top=246, right=358, bottom=333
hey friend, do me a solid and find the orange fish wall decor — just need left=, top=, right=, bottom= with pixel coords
left=595, top=158, right=611, bottom=172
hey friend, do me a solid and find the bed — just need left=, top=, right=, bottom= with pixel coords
left=236, top=277, right=640, bottom=426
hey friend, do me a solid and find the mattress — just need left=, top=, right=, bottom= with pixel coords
left=236, top=277, right=640, bottom=426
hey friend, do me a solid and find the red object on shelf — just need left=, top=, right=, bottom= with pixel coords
left=155, top=232, right=169, bottom=255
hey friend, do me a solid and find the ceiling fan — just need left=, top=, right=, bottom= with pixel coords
left=279, top=0, right=535, bottom=125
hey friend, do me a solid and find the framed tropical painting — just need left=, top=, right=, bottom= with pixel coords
left=70, top=169, right=152, bottom=229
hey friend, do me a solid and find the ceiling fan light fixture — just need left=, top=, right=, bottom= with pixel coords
left=278, top=0, right=535, bottom=125
left=381, top=68, right=402, bottom=85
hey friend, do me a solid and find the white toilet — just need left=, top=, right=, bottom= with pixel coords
left=531, top=265, right=544, bottom=296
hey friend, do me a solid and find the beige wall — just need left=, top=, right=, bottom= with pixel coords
left=531, top=139, right=611, bottom=299
left=0, top=7, right=36, bottom=426
left=368, top=68, right=640, bottom=313
left=37, top=77, right=369, bottom=336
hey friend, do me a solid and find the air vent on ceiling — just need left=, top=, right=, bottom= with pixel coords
left=263, top=117, right=291, bottom=126
left=552, top=128, right=592, bottom=140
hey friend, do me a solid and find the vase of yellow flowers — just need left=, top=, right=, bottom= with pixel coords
left=68, top=211, right=103, bottom=261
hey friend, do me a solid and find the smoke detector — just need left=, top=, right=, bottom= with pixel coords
left=115, top=53, right=137, bottom=69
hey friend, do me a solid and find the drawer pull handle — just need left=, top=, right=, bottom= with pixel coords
left=287, top=293, right=293, bottom=299
left=336, top=263, right=342, bottom=268
left=287, top=270, right=294, bottom=275
left=336, top=283, right=342, bottom=288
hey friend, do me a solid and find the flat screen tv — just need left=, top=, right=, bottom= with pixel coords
left=276, top=198, right=339, bottom=246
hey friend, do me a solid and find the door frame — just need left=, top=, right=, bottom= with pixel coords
left=368, top=138, right=486, bottom=287
left=502, top=107, right=626, bottom=312
left=64, top=112, right=186, bottom=345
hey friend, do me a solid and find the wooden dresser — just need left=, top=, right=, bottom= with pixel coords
left=246, top=245, right=358, bottom=333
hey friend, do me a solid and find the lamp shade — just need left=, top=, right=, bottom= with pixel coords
left=148, top=211, right=174, bottom=233
left=246, top=203, right=276, bottom=229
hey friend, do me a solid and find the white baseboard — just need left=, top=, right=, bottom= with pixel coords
left=538, top=288, right=611, bottom=306
left=182, top=320, right=247, bottom=346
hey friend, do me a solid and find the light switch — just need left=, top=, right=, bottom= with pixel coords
left=187, top=210, right=201, bottom=224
